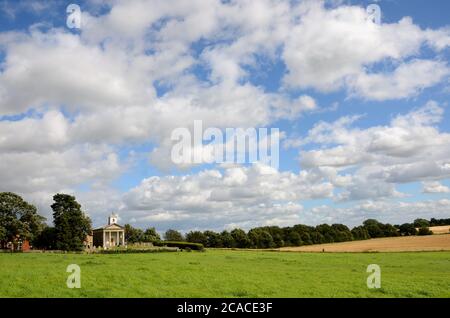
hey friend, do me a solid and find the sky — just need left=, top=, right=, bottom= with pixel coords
left=0, top=0, right=449, bottom=232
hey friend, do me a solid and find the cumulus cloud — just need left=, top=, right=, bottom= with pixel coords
left=295, top=101, right=450, bottom=200
left=350, top=59, right=450, bottom=100
left=282, top=2, right=450, bottom=99
left=422, top=181, right=450, bottom=194
left=0, top=0, right=449, bottom=230
left=122, top=163, right=332, bottom=230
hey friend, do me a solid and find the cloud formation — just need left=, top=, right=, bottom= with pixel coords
left=0, top=0, right=449, bottom=230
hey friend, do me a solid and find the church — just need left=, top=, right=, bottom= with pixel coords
left=92, top=213, right=126, bottom=249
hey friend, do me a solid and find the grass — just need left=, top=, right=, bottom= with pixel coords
left=0, top=250, right=449, bottom=298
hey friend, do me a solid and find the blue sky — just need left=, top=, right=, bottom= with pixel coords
left=0, top=0, right=449, bottom=231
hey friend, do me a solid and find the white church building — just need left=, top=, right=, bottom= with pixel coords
left=92, top=213, right=126, bottom=248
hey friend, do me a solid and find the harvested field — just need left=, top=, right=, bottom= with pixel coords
left=430, top=226, right=450, bottom=235
left=278, top=234, right=450, bottom=253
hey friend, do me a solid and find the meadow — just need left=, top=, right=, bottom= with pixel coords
left=0, top=250, right=449, bottom=298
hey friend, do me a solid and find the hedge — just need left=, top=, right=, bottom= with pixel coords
left=97, top=247, right=179, bottom=254
left=153, top=241, right=204, bottom=251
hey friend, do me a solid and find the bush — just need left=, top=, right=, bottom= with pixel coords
left=398, top=223, right=417, bottom=236
left=153, top=240, right=204, bottom=251
left=164, top=229, right=184, bottom=241
left=414, top=218, right=430, bottom=228
left=185, top=231, right=207, bottom=245
left=417, top=227, right=433, bottom=236
left=97, top=247, right=178, bottom=254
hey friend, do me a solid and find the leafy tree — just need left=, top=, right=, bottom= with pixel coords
left=309, top=231, right=325, bottom=244
left=34, top=226, right=57, bottom=250
left=248, top=228, right=275, bottom=248
left=51, top=194, right=91, bottom=251
left=285, top=229, right=302, bottom=246
left=323, top=233, right=335, bottom=243
left=204, top=230, right=222, bottom=247
left=220, top=230, right=234, bottom=248
left=143, top=227, right=160, bottom=242
left=185, top=231, right=207, bottom=245
left=418, top=227, right=433, bottom=236
left=124, top=224, right=144, bottom=243
left=398, top=223, right=417, bottom=236
left=414, top=218, right=430, bottom=228
left=299, top=231, right=313, bottom=245
left=316, top=224, right=335, bottom=243
left=331, top=224, right=353, bottom=242
left=164, top=229, right=184, bottom=241
left=0, top=192, right=46, bottom=248
left=230, top=229, right=251, bottom=248
left=351, top=226, right=370, bottom=240
left=259, top=226, right=284, bottom=248
left=429, top=218, right=450, bottom=226
left=380, top=223, right=399, bottom=237
left=362, top=219, right=384, bottom=238
left=0, top=226, right=6, bottom=245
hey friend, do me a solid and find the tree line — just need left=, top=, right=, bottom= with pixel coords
left=126, top=218, right=450, bottom=249
left=1, top=191, right=449, bottom=251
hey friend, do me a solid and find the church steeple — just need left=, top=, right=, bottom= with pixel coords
left=108, top=213, right=118, bottom=225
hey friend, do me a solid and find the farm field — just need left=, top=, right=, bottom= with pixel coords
left=278, top=234, right=450, bottom=253
left=429, top=226, right=450, bottom=235
left=0, top=250, right=449, bottom=298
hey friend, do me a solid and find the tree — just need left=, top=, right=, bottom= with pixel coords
left=34, top=226, right=57, bottom=250
left=0, top=192, right=46, bottom=248
left=309, top=231, right=325, bottom=244
left=0, top=225, right=6, bottom=243
left=124, top=224, right=144, bottom=243
left=351, top=226, right=370, bottom=240
left=164, top=229, right=184, bottom=241
left=248, top=228, right=274, bottom=248
left=418, top=227, right=433, bottom=236
left=331, top=224, right=353, bottom=242
left=185, top=231, right=207, bottom=245
left=143, top=227, right=160, bottom=242
left=362, top=219, right=384, bottom=238
left=285, top=229, right=302, bottom=246
left=398, top=223, right=417, bottom=236
left=204, top=230, right=222, bottom=247
left=380, top=223, right=399, bottom=237
left=220, top=231, right=234, bottom=248
left=429, top=218, right=450, bottom=226
left=414, top=218, right=430, bottom=228
left=230, top=229, right=251, bottom=248
left=51, top=194, right=91, bottom=251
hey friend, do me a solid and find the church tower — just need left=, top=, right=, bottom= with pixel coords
left=108, top=213, right=118, bottom=225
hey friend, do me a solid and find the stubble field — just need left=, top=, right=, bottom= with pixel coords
left=278, top=234, right=450, bottom=253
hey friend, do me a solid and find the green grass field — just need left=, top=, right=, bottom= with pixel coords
left=0, top=250, right=449, bottom=298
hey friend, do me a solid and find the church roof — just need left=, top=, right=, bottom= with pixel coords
left=93, top=223, right=124, bottom=231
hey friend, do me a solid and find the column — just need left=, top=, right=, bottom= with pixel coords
left=116, top=231, right=119, bottom=246
left=103, top=230, right=105, bottom=248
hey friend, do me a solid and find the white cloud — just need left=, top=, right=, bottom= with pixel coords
left=422, top=181, right=450, bottom=194
left=0, top=0, right=449, bottom=230
left=122, top=163, right=332, bottom=230
left=296, top=101, right=450, bottom=200
left=282, top=2, right=450, bottom=99
left=350, top=59, right=450, bottom=100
